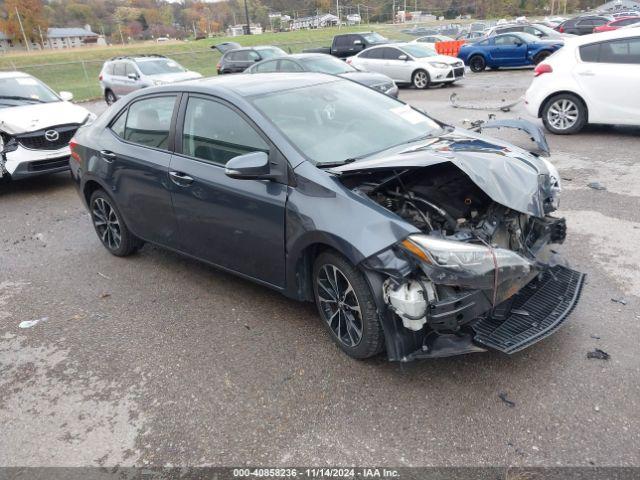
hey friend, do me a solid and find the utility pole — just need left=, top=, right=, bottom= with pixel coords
left=336, top=0, right=340, bottom=29
left=15, top=7, right=30, bottom=52
left=37, top=24, right=45, bottom=49
left=392, top=0, right=396, bottom=23
left=118, top=23, right=125, bottom=45
left=244, top=0, right=252, bottom=35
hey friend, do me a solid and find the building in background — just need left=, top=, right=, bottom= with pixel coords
left=290, top=14, right=339, bottom=30
left=0, top=26, right=100, bottom=52
left=597, top=0, right=640, bottom=11
left=226, top=24, right=264, bottom=36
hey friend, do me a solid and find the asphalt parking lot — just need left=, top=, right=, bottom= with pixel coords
left=1, top=69, right=639, bottom=468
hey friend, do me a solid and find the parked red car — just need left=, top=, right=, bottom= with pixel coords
left=593, top=16, right=640, bottom=32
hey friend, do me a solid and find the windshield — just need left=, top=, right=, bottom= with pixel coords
left=400, top=44, right=438, bottom=58
left=137, top=59, right=186, bottom=75
left=362, top=32, right=388, bottom=43
left=301, top=56, right=355, bottom=74
left=256, top=47, right=287, bottom=59
left=0, top=75, right=60, bottom=105
left=250, top=80, right=441, bottom=165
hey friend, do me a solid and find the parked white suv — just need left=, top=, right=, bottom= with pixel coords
left=525, top=29, right=640, bottom=134
left=99, top=55, right=202, bottom=105
left=347, top=43, right=464, bottom=89
left=0, top=72, right=95, bottom=180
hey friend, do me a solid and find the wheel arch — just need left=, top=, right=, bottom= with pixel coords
left=539, top=90, right=589, bottom=122
left=83, top=179, right=106, bottom=206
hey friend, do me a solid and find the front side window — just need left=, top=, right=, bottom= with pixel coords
left=115, top=96, right=176, bottom=149
left=383, top=47, right=406, bottom=60
left=250, top=79, right=441, bottom=165
left=125, top=63, right=138, bottom=78
left=495, top=35, right=519, bottom=45
left=182, top=97, right=268, bottom=166
left=278, top=60, right=304, bottom=72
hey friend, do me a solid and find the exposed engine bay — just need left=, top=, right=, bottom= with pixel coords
left=341, top=161, right=582, bottom=361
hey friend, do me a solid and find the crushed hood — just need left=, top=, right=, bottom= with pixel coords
left=330, top=127, right=558, bottom=218
left=0, top=101, right=90, bottom=135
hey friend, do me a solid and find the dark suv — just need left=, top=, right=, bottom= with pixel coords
left=556, top=15, right=614, bottom=35
left=214, top=44, right=288, bottom=74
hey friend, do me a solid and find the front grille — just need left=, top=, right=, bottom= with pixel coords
left=17, top=124, right=79, bottom=151
left=472, top=265, right=585, bottom=354
left=453, top=67, right=465, bottom=77
left=27, top=157, right=70, bottom=172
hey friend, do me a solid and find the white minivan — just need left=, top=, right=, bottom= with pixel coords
left=525, top=29, right=640, bottom=134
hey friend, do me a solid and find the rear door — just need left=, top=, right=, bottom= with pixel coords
left=97, top=94, right=180, bottom=247
left=110, top=61, right=128, bottom=96
left=575, top=36, right=640, bottom=124
left=353, top=47, right=387, bottom=75
left=168, top=94, right=287, bottom=287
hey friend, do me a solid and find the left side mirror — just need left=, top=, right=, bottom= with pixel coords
left=59, top=91, right=73, bottom=101
left=225, top=151, right=272, bottom=180
left=398, top=54, right=408, bottom=61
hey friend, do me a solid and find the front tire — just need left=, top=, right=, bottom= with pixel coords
left=468, top=55, right=486, bottom=72
left=313, top=251, right=384, bottom=359
left=411, top=69, right=430, bottom=89
left=542, top=93, right=587, bottom=135
left=90, top=190, right=141, bottom=257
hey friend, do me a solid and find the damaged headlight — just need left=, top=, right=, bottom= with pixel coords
left=400, top=234, right=536, bottom=292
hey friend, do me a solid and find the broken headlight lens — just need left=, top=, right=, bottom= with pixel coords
left=400, top=234, right=535, bottom=291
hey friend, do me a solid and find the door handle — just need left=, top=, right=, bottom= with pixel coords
left=169, top=171, right=194, bottom=187
left=578, top=70, right=595, bottom=76
left=99, top=150, right=116, bottom=162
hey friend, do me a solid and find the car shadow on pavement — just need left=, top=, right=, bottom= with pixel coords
left=0, top=172, right=73, bottom=198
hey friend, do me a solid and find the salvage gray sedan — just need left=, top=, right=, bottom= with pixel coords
left=69, top=73, right=584, bottom=361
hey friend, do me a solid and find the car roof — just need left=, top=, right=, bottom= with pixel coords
left=565, top=26, right=640, bottom=46
left=153, top=72, right=339, bottom=98
left=0, top=71, right=30, bottom=79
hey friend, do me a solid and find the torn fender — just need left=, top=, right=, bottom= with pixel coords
left=478, top=118, right=550, bottom=157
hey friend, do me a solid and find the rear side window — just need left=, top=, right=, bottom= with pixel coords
left=580, top=38, right=640, bottom=64
left=254, top=60, right=279, bottom=73
left=359, top=48, right=385, bottom=59
left=103, top=63, right=115, bottom=75
left=181, top=97, right=268, bottom=166
left=278, top=60, right=303, bottom=72
left=113, top=62, right=126, bottom=76
left=111, top=96, right=176, bottom=150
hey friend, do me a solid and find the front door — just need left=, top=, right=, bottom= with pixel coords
left=383, top=47, right=415, bottom=83
left=98, top=94, right=180, bottom=247
left=169, top=94, right=287, bottom=287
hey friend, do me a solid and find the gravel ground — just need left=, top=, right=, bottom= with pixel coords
left=1, top=69, right=639, bottom=468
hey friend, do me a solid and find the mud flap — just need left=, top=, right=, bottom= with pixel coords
left=472, top=265, right=585, bottom=354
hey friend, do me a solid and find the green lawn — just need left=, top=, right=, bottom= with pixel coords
left=0, top=25, right=411, bottom=102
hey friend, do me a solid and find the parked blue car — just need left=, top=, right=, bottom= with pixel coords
left=458, top=32, right=563, bottom=72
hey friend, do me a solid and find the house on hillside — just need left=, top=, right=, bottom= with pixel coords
left=0, top=26, right=100, bottom=52
left=226, top=24, right=264, bottom=36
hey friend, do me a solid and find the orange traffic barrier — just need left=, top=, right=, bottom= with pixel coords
left=435, top=40, right=466, bottom=58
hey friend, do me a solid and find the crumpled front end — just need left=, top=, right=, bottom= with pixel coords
left=340, top=146, right=583, bottom=361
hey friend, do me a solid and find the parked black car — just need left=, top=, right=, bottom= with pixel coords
left=245, top=53, right=398, bottom=97
left=556, top=15, right=614, bottom=35
left=69, top=74, right=583, bottom=362
left=213, top=43, right=288, bottom=74
left=303, top=32, right=389, bottom=59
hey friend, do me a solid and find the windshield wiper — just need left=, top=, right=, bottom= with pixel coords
left=0, top=95, right=46, bottom=103
left=316, top=158, right=357, bottom=169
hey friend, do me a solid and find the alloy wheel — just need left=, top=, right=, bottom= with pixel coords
left=316, top=264, right=363, bottom=348
left=105, top=91, right=116, bottom=105
left=92, top=197, right=121, bottom=250
left=413, top=71, right=428, bottom=89
left=547, top=98, right=579, bottom=131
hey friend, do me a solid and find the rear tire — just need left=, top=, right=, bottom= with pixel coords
left=541, top=93, right=587, bottom=135
left=89, top=189, right=142, bottom=257
left=468, top=55, right=486, bottom=72
left=411, top=69, right=430, bottom=89
left=313, top=251, right=384, bottom=359
left=105, top=90, right=117, bottom=105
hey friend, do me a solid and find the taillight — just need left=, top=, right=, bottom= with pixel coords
left=346, top=58, right=352, bottom=64
left=99, top=74, right=103, bottom=81
left=558, top=26, right=564, bottom=32
left=534, top=63, right=553, bottom=77
left=69, top=138, right=81, bottom=163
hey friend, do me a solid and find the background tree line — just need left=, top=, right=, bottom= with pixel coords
left=1, top=0, right=604, bottom=46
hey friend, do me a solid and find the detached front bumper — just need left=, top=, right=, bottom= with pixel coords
left=3, top=145, right=71, bottom=180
